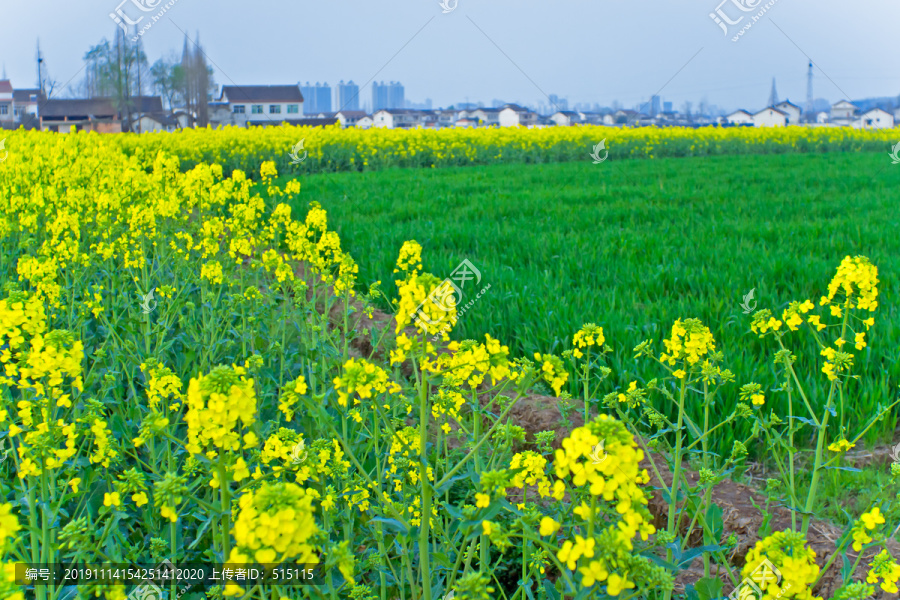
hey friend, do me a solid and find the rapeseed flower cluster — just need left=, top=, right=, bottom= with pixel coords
left=742, top=530, right=821, bottom=600
left=185, top=365, right=258, bottom=453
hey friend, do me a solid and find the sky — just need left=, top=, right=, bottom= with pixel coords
left=0, top=0, right=898, bottom=114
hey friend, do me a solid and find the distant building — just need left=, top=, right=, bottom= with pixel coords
left=335, top=80, right=360, bottom=111
left=548, top=94, right=568, bottom=112
left=470, top=107, right=501, bottom=127
left=816, top=111, right=829, bottom=124
left=372, top=81, right=389, bottom=111
left=219, top=85, right=304, bottom=126
left=300, top=82, right=330, bottom=114
left=0, top=80, right=12, bottom=125
left=40, top=98, right=121, bottom=133
left=388, top=82, right=404, bottom=109
left=830, top=100, right=858, bottom=125
left=752, top=107, right=787, bottom=127
left=373, top=108, right=424, bottom=129
left=774, top=100, right=801, bottom=124
left=499, top=104, right=537, bottom=127
left=12, top=88, right=42, bottom=124
left=356, top=115, right=374, bottom=129
left=725, top=109, right=753, bottom=125
left=854, top=108, right=894, bottom=129
left=246, top=117, right=338, bottom=128
left=550, top=111, right=582, bottom=126
left=334, top=110, right=367, bottom=128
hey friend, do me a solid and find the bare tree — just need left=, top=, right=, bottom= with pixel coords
left=82, top=28, right=147, bottom=132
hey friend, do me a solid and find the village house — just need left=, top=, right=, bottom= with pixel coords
left=550, top=111, right=582, bottom=127
left=373, top=108, right=427, bottom=129
left=218, top=85, right=304, bottom=127
left=774, top=100, right=801, bottom=124
left=725, top=110, right=753, bottom=125
left=0, top=80, right=13, bottom=127
left=39, top=98, right=121, bottom=133
left=752, top=107, right=788, bottom=127
left=13, top=88, right=42, bottom=125
left=499, top=104, right=538, bottom=127
left=854, top=108, right=894, bottom=130
left=830, top=100, right=858, bottom=126
left=334, top=110, right=368, bottom=128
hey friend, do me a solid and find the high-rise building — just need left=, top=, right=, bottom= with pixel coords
left=335, top=80, right=360, bottom=111
left=316, top=82, right=331, bottom=113
left=372, top=81, right=390, bottom=111
left=300, top=81, right=332, bottom=114
left=388, top=81, right=405, bottom=109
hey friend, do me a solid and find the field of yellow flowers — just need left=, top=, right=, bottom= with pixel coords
left=0, top=127, right=898, bottom=600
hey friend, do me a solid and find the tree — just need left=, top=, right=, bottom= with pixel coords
left=150, top=55, right=186, bottom=112
left=82, top=28, right=148, bottom=132
left=179, top=34, right=216, bottom=127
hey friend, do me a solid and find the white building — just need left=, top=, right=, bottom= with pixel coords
left=816, top=111, right=829, bottom=124
left=752, top=107, right=788, bottom=127
left=830, top=100, right=858, bottom=125
left=218, top=85, right=304, bottom=127
left=470, top=108, right=501, bottom=127
left=499, top=105, right=538, bottom=127
left=373, top=109, right=424, bottom=129
left=774, top=101, right=801, bottom=125
left=0, top=80, right=12, bottom=125
left=854, top=108, right=894, bottom=130
left=550, top=111, right=582, bottom=126
left=356, top=115, right=374, bottom=129
left=13, top=89, right=42, bottom=123
left=334, top=110, right=368, bottom=128
left=725, top=110, right=753, bottom=125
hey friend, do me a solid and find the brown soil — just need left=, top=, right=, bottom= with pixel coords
left=301, top=264, right=900, bottom=599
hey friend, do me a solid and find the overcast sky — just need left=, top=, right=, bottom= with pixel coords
left=1, top=0, right=898, bottom=113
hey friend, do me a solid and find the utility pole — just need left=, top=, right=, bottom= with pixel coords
left=768, top=78, right=778, bottom=108
left=36, top=39, right=44, bottom=95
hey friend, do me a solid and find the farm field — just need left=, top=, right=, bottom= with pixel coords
left=293, top=151, right=900, bottom=450
left=0, top=128, right=898, bottom=600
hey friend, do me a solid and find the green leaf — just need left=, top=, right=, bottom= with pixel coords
left=705, top=503, right=724, bottom=544
left=369, top=518, right=408, bottom=535
left=542, top=579, right=561, bottom=600
left=694, top=577, right=724, bottom=600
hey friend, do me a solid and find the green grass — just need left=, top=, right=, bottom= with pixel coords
left=284, top=151, right=900, bottom=452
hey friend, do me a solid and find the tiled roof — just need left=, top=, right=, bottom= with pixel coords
left=221, top=86, right=304, bottom=103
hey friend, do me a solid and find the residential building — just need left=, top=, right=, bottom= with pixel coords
left=335, top=80, right=360, bottom=111
left=830, top=100, right=858, bottom=125
left=388, top=82, right=404, bottom=109
left=332, top=110, right=365, bottom=127
left=299, top=82, right=330, bottom=114
left=40, top=98, right=121, bottom=133
left=752, top=107, right=787, bottom=127
left=372, top=81, right=390, bottom=111
left=854, top=108, right=894, bottom=129
left=725, top=110, right=753, bottom=125
left=0, top=80, right=12, bottom=125
left=372, top=108, right=425, bottom=129
left=774, top=100, right=801, bottom=124
left=356, top=115, right=374, bottom=129
left=470, top=107, right=501, bottom=127
left=550, top=111, right=582, bottom=126
left=219, top=85, right=304, bottom=126
left=499, top=104, right=538, bottom=127
left=246, top=117, right=338, bottom=128
left=13, top=88, right=42, bottom=124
